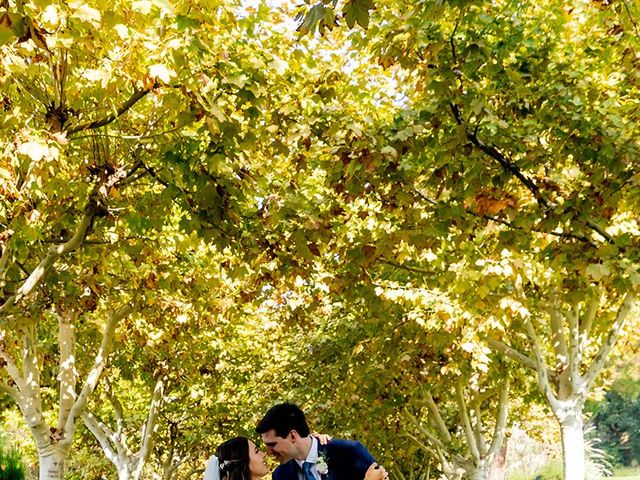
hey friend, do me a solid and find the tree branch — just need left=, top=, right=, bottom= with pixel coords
left=82, top=411, right=119, bottom=465
left=405, top=409, right=449, bottom=451
left=548, top=308, right=568, bottom=369
left=472, top=395, right=488, bottom=457
left=404, top=430, right=443, bottom=460
left=138, top=379, right=164, bottom=471
left=584, top=292, right=636, bottom=391
left=0, top=380, right=20, bottom=400
left=456, top=378, right=480, bottom=461
left=487, top=377, right=509, bottom=460
left=485, top=337, right=540, bottom=371
left=381, top=259, right=432, bottom=275
left=67, top=88, right=153, bottom=135
left=523, top=316, right=561, bottom=411
left=21, top=323, right=42, bottom=414
left=0, top=205, right=96, bottom=316
left=425, top=391, right=452, bottom=442
left=448, top=103, right=616, bottom=244
left=0, top=242, right=11, bottom=281
left=566, top=304, right=582, bottom=393
left=580, top=294, right=599, bottom=352
left=62, top=303, right=133, bottom=445
left=622, top=0, right=640, bottom=37
left=413, top=188, right=593, bottom=244
left=0, top=348, right=26, bottom=392
left=466, top=129, right=549, bottom=208
left=57, top=311, right=77, bottom=430
left=106, top=380, right=126, bottom=440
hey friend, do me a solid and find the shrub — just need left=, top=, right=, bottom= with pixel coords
left=0, top=435, right=26, bottom=480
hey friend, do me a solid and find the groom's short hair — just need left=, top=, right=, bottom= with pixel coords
left=256, top=402, right=310, bottom=438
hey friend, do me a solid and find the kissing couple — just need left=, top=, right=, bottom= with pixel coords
left=204, top=402, right=389, bottom=480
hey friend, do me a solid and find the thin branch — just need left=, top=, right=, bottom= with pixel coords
left=621, top=0, right=640, bottom=37
left=405, top=409, right=449, bottom=451
left=0, top=243, right=11, bottom=280
left=380, top=259, right=432, bottom=275
left=404, top=430, right=443, bottom=459
left=580, top=294, right=600, bottom=352
left=0, top=349, right=26, bottom=391
left=106, top=381, right=126, bottom=440
left=57, top=310, right=77, bottom=430
left=82, top=411, right=119, bottom=465
left=567, top=304, right=582, bottom=393
left=487, top=377, right=509, bottom=460
left=450, top=20, right=460, bottom=65
left=447, top=102, right=616, bottom=244
left=69, top=124, right=185, bottom=142
left=584, top=292, right=636, bottom=391
left=485, top=337, right=539, bottom=371
left=413, top=188, right=593, bottom=244
left=67, top=88, right=153, bottom=135
left=523, top=316, right=561, bottom=411
left=424, top=391, right=452, bottom=442
left=467, top=131, right=549, bottom=209
left=137, top=379, right=164, bottom=474
left=41, top=236, right=146, bottom=245
left=62, top=304, right=133, bottom=445
left=0, top=205, right=96, bottom=315
left=456, top=378, right=480, bottom=461
left=472, top=395, right=488, bottom=457
left=0, top=381, right=19, bottom=400
left=548, top=308, right=568, bottom=368
left=584, top=218, right=614, bottom=243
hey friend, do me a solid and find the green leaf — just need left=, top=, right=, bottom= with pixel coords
left=343, top=0, right=374, bottom=29
left=586, top=263, right=610, bottom=281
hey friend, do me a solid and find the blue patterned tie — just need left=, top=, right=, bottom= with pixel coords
left=302, top=462, right=315, bottom=480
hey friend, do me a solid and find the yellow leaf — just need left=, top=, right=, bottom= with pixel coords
left=17, top=140, right=49, bottom=161
left=149, top=64, right=174, bottom=84
left=69, top=1, right=101, bottom=27
left=41, top=5, right=60, bottom=28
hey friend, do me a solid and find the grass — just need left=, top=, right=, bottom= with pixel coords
left=611, top=467, right=640, bottom=479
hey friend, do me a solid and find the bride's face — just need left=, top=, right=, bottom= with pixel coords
left=248, top=440, right=270, bottom=479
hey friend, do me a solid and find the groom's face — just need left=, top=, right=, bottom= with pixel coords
left=261, top=429, right=295, bottom=464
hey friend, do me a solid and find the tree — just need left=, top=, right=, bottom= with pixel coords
left=273, top=1, right=640, bottom=478
left=0, top=0, right=217, bottom=476
left=82, top=379, right=163, bottom=480
left=406, top=375, right=509, bottom=480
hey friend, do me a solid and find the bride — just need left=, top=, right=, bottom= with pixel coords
left=204, top=436, right=387, bottom=480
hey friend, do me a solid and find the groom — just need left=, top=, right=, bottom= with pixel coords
left=256, top=402, right=386, bottom=480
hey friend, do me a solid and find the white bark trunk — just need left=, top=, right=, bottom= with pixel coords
left=558, top=409, right=585, bottom=480
left=468, top=461, right=490, bottom=480
left=38, top=448, right=68, bottom=480
left=118, top=461, right=135, bottom=480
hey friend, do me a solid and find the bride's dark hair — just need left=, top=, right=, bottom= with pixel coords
left=216, top=436, right=251, bottom=480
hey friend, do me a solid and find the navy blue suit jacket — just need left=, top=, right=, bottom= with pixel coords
left=271, top=439, right=375, bottom=480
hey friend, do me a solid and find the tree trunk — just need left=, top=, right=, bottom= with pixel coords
left=38, top=448, right=68, bottom=480
left=468, top=462, right=490, bottom=480
left=559, top=410, right=585, bottom=480
left=488, top=438, right=507, bottom=480
left=117, top=461, right=134, bottom=480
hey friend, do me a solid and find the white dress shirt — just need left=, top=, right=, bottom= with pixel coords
left=295, top=436, right=321, bottom=480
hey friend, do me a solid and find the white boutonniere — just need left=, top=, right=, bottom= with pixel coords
left=316, top=453, right=329, bottom=475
